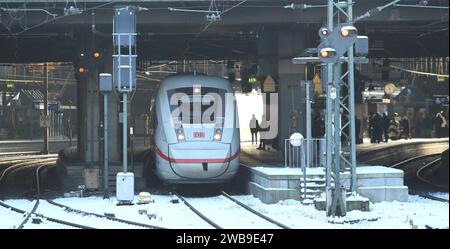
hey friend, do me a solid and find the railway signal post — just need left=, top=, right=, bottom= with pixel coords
left=113, top=5, right=138, bottom=205
left=293, top=0, right=369, bottom=217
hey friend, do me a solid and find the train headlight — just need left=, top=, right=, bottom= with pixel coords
left=176, top=128, right=185, bottom=141
left=213, top=129, right=222, bottom=141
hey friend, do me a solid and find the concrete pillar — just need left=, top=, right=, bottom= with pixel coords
left=84, top=72, right=100, bottom=163
left=258, top=30, right=307, bottom=155
left=76, top=32, right=121, bottom=164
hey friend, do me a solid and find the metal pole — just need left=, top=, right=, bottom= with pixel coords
left=43, top=63, right=49, bottom=154
left=306, top=81, right=312, bottom=168
left=325, top=0, right=334, bottom=188
left=123, top=93, right=128, bottom=173
left=103, top=93, right=109, bottom=194
left=347, top=0, right=358, bottom=193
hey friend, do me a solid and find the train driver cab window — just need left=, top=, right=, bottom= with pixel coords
left=168, top=87, right=226, bottom=126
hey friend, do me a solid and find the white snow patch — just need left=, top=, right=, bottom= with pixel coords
left=1, top=193, right=448, bottom=229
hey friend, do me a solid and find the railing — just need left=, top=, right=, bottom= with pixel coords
left=284, top=138, right=325, bottom=168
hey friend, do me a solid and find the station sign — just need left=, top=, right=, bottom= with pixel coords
left=48, top=103, right=59, bottom=111
left=434, top=96, right=449, bottom=105
left=40, top=115, right=51, bottom=128
left=262, top=75, right=276, bottom=93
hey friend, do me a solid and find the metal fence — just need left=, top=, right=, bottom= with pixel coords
left=284, top=138, right=325, bottom=168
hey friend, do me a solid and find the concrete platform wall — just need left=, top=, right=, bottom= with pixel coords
left=247, top=166, right=409, bottom=204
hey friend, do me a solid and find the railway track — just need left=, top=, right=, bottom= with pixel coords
left=0, top=159, right=95, bottom=229
left=176, top=191, right=291, bottom=229
left=0, top=199, right=94, bottom=229
left=389, top=153, right=442, bottom=169
left=390, top=153, right=449, bottom=203
left=0, top=151, right=41, bottom=157
left=415, top=158, right=449, bottom=203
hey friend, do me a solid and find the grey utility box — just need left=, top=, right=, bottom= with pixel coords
left=355, top=36, right=369, bottom=57
left=99, top=73, right=113, bottom=93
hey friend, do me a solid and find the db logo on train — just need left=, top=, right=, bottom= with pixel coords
left=193, top=132, right=205, bottom=138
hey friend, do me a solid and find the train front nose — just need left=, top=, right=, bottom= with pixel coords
left=167, top=142, right=236, bottom=179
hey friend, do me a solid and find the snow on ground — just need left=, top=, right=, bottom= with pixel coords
left=184, top=196, right=280, bottom=229
left=1, top=194, right=448, bottom=229
left=0, top=200, right=35, bottom=229
left=53, top=195, right=211, bottom=229
left=428, top=192, right=449, bottom=201
left=234, top=194, right=449, bottom=229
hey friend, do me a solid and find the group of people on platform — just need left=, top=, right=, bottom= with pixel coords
left=248, top=109, right=448, bottom=150
left=367, top=112, right=409, bottom=143
left=367, top=110, right=448, bottom=143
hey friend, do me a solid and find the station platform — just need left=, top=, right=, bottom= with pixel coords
left=240, top=138, right=448, bottom=205
left=240, top=138, right=449, bottom=167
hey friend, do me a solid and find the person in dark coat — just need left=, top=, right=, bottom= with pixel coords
left=257, top=115, right=269, bottom=150
left=434, top=111, right=447, bottom=138
left=373, top=113, right=383, bottom=143
left=401, top=116, right=411, bottom=139
left=369, top=113, right=375, bottom=143
left=382, top=113, right=390, bottom=142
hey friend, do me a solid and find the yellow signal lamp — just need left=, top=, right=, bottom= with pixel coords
left=340, top=26, right=357, bottom=38
left=93, top=51, right=101, bottom=59
left=319, top=48, right=337, bottom=58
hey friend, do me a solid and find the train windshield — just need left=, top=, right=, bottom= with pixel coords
left=168, top=87, right=226, bottom=125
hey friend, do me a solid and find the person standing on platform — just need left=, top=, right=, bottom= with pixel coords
left=401, top=116, right=411, bottom=140
left=382, top=113, right=390, bottom=142
left=258, top=115, right=269, bottom=150
left=435, top=111, right=447, bottom=138
left=434, top=112, right=443, bottom=138
left=369, top=113, right=375, bottom=143
left=373, top=113, right=382, bottom=143
left=249, top=114, right=259, bottom=145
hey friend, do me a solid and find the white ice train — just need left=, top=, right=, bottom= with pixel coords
left=152, top=74, right=240, bottom=184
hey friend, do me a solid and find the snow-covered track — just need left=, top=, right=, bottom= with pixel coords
left=176, top=194, right=223, bottom=229
left=221, top=191, right=291, bottom=229
left=0, top=199, right=94, bottom=229
left=176, top=192, right=288, bottom=229
left=46, top=199, right=165, bottom=229
left=391, top=153, right=449, bottom=203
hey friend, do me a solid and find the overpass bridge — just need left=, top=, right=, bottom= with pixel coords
left=0, top=0, right=448, bottom=165
left=0, top=0, right=448, bottom=61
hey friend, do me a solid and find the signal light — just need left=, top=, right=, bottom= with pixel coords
left=340, top=26, right=357, bottom=38
left=78, top=66, right=86, bottom=73
left=319, top=48, right=337, bottom=58
left=93, top=51, right=101, bottom=59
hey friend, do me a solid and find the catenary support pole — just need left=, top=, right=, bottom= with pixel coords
left=123, top=93, right=128, bottom=173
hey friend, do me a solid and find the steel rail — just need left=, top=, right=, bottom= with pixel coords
left=175, top=194, right=223, bottom=229
left=46, top=200, right=165, bottom=229
left=221, top=191, right=291, bottom=229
